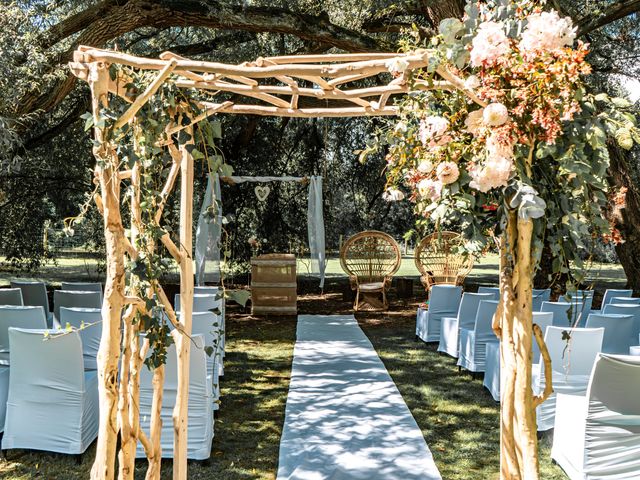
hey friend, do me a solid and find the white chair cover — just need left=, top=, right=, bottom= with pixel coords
left=483, top=342, right=500, bottom=402
left=59, top=307, right=102, bottom=370
left=609, top=296, right=640, bottom=306
left=552, top=354, right=640, bottom=479
left=53, top=290, right=102, bottom=323
left=531, top=312, right=553, bottom=364
left=0, top=288, right=23, bottom=306
left=457, top=300, right=499, bottom=372
left=438, top=292, right=494, bottom=358
left=0, top=365, right=8, bottom=433
left=136, top=333, right=214, bottom=460
left=541, top=301, right=583, bottom=327
left=1, top=328, right=98, bottom=454
left=0, top=305, right=48, bottom=365
left=532, top=288, right=551, bottom=311
left=10, top=280, right=51, bottom=322
left=586, top=313, right=636, bottom=355
left=60, top=282, right=103, bottom=300
left=175, top=292, right=225, bottom=364
left=477, top=286, right=500, bottom=299
left=599, top=288, right=633, bottom=311
left=563, top=291, right=594, bottom=327
left=416, top=285, right=462, bottom=342
left=534, top=326, right=604, bottom=431
left=189, top=311, right=223, bottom=408
left=603, top=304, right=640, bottom=342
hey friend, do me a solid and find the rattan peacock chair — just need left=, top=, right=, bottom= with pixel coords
left=339, top=230, right=402, bottom=311
left=414, top=231, right=474, bottom=291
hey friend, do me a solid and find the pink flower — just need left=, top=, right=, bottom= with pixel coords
left=417, top=178, right=442, bottom=201
left=469, top=156, right=513, bottom=192
left=470, top=21, right=510, bottom=67
left=486, top=132, right=514, bottom=159
left=436, top=161, right=459, bottom=185
left=519, top=11, right=576, bottom=55
left=465, top=109, right=485, bottom=135
left=483, top=103, right=509, bottom=126
left=419, top=116, right=450, bottom=147
left=382, top=187, right=405, bottom=201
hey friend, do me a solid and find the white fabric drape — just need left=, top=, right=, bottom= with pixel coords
left=194, top=174, right=326, bottom=287
left=307, top=176, right=326, bottom=288
left=195, top=173, right=222, bottom=285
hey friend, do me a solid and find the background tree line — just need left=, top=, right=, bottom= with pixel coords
left=0, top=0, right=638, bottom=288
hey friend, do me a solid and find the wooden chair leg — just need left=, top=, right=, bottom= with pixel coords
left=354, top=288, right=360, bottom=311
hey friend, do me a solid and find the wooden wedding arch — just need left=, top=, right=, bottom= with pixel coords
left=69, top=46, right=485, bottom=480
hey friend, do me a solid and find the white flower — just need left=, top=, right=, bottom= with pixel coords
left=436, top=161, right=460, bottom=185
left=385, top=57, right=410, bottom=75
left=469, top=156, right=513, bottom=192
left=470, top=21, right=510, bottom=67
left=382, top=187, right=405, bottom=202
left=417, top=178, right=442, bottom=201
left=394, top=120, right=408, bottom=133
left=465, top=109, right=485, bottom=135
left=417, top=160, right=433, bottom=173
left=483, top=103, right=509, bottom=126
left=419, top=116, right=450, bottom=146
left=464, top=75, right=480, bottom=89
left=519, top=10, right=576, bottom=54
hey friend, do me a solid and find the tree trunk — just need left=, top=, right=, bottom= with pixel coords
left=89, top=63, right=125, bottom=480
left=173, top=128, right=195, bottom=479
left=497, top=214, right=540, bottom=479
left=608, top=145, right=640, bottom=294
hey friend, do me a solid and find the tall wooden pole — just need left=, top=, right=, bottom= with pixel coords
left=89, top=62, right=126, bottom=480
left=173, top=126, right=194, bottom=479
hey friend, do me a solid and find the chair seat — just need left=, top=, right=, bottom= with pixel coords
left=358, top=282, right=385, bottom=292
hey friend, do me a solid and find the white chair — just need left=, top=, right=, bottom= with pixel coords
left=481, top=311, right=553, bottom=402
left=59, top=307, right=102, bottom=370
left=534, top=326, right=604, bottom=431
left=53, top=290, right=102, bottom=323
left=438, top=292, right=494, bottom=358
left=61, top=282, right=103, bottom=296
left=531, top=311, right=554, bottom=364
left=416, top=285, right=462, bottom=342
left=0, top=305, right=48, bottom=365
left=585, top=313, right=636, bottom=355
left=563, top=291, right=594, bottom=327
left=552, top=354, right=640, bottom=479
left=603, top=304, right=640, bottom=341
left=541, top=301, right=581, bottom=327
left=0, top=288, right=23, bottom=306
left=0, top=365, right=8, bottom=433
left=11, top=280, right=51, bottom=323
left=609, top=296, right=640, bottom=306
left=532, top=288, right=551, bottom=311
left=1, top=328, right=98, bottom=454
left=477, top=286, right=500, bottom=300
left=190, top=311, right=223, bottom=409
left=457, top=300, right=499, bottom=372
left=483, top=342, right=500, bottom=402
left=597, top=288, right=633, bottom=312
left=136, top=332, right=214, bottom=460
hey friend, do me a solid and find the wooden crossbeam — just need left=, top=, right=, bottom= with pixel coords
left=200, top=102, right=397, bottom=117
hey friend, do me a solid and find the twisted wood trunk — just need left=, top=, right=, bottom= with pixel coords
left=89, top=63, right=126, bottom=480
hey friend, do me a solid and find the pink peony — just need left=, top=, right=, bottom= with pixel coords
left=470, top=21, right=510, bottom=67
left=486, top=132, right=515, bottom=159
left=483, top=103, right=509, bottom=126
left=465, top=109, right=485, bottom=135
left=419, top=116, right=451, bottom=147
left=519, top=11, right=576, bottom=55
left=417, top=160, right=433, bottom=173
left=469, top=156, right=513, bottom=192
left=417, top=178, right=442, bottom=201
left=436, top=161, right=460, bottom=185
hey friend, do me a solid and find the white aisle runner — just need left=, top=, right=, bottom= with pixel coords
left=276, top=315, right=442, bottom=480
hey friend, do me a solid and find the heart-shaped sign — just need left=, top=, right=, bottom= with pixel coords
left=255, top=185, right=270, bottom=202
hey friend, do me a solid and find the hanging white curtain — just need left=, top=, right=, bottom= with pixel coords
left=194, top=174, right=326, bottom=287
left=308, top=176, right=326, bottom=288
left=195, top=173, right=222, bottom=285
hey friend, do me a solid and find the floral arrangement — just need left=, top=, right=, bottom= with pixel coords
left=371, top=0, right=639, bottom=286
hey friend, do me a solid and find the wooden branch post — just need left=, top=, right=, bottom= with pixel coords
left=173, top=126, right=195, bottom=480
left=88, top=62, right=126, bottom=480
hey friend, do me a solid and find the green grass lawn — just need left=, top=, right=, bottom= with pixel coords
left=0, top=293, right=567, bottom=480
